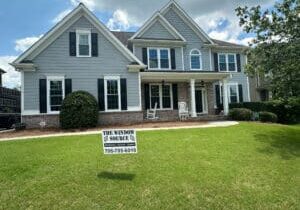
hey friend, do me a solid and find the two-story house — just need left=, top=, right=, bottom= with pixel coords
left=11, top=0, right=250, bottom=128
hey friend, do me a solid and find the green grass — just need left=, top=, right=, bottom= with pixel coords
left=0, top=122, right=299, bottom=210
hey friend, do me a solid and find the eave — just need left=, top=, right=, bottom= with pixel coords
left=10, top=63, right=37, bottom=72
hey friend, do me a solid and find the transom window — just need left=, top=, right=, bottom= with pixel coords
left=104, top=76, right=121, bottom=111
left=190, top=49, right=202, bottom=70
left=148, top=48, right=170, bottom=70
left=218, top=53, right=237, bottom=72
left=47, top=76, right=65, bottom=113
left=149, top=84, right=172, bottom=109
left=76, top=29, right=91, bottom=57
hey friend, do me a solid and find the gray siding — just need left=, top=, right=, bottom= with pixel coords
left=163, top=8, right=211, bottom=71
left=139, top=21, right=176, bottom=40
left=24, top=16, right=140, bottom=111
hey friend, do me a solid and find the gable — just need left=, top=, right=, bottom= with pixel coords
left=13, top=4, right=143, bottom=66
left=138, top=21, right=177, bottom=40
left=33, top=16, right=131, bottom=64
left=161, top=1, right=213, bottom=44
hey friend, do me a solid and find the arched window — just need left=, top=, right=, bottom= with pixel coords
left=190, top=49, right=202, bottom=70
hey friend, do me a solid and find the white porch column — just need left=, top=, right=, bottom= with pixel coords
left=190, top=79, right=197, bottom=117
left=222, top=79, right=229, bottom=115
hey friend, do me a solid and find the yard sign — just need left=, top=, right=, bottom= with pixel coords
left=102, top=129, right=137, bottom=154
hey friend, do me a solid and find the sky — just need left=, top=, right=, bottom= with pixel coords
left=0, top=0, right=276, bottom=89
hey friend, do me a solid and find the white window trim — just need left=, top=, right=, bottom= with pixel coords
left=218, top=53, right=237, bottom=72
left=149, top=83, right=173, bottom=110
left=227, top=82, right=239, bottom=103
left=104, top=75, right=121, bottom=112
left=147, top=48, right=171, bottom=70
left=76, top=29, right=91, bottom=57
left=190, top=49, right=202, bottom=70
left=47, top=75, right=65, bottom=114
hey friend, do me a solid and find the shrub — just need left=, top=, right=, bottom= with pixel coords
left=259, top=112, right=278, bottom=123
left=60, top=91, right=98, bottom=129
left=229, top=108, right=252, bottom=121
left=230, top=97, right=300, bottom=124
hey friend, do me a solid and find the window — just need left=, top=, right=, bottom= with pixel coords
left=228, top=54, right=236, bottom=72
left=228, top=84, right=239, bottom=103
left=218, top=54, right=227, bottom=71
left=104, top=76, right=121, bottom=111
left=218, top=53, right=237, bottom=72
left=76, top=29, right=91, bottom=57
left=149, top=84, right=172, bottom=109
left=190, top=49, right=202, bottom=70
left=148, top=48, right=170, bottom=70
left=47, top=76, right=65, bottom=113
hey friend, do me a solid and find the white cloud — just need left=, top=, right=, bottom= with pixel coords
left=52, top=9, right=72, bottom=24
left=0, top=56, right=20, bottom=89
left=15, top=35, right=43, bottom=53
left=107, top=9, right=130, bottom=31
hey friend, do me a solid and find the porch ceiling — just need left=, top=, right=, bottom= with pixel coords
left=140, top=71, right=230, bottom=82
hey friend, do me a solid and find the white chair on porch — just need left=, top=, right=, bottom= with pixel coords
left=178, top=102, right=189, bottom=121
left=146, top=103, right=159, bottom=120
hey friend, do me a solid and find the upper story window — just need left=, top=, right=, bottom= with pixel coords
left=47, top=76, right=65, bottom=113
left=190, top=49, right=202, bottom=70
left=76, top=29, right=91, bottom=57
left=218, top=53, right=237, bottom=72
left=148, top=48, right=170, bottom=70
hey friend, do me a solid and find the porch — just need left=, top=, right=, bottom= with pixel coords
left=140, top=71, right=231, bottom=121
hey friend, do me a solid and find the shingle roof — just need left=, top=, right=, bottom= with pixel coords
left=111, top=31, right=134, bottom=46
left=111, top=31, right=247, bottom=48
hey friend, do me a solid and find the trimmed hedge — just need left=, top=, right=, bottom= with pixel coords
left=229, top=97, right=300, bottom=124
left=229, top=108, right=252, bottom=121
left=60, top=91, right=98, bottom=129
left=259, top=112, right=278, bottom=123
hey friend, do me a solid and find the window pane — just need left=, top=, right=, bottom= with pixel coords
left=162, top=85, right=171, bottom=108
left=219, top=54, right=227, bottom=71
left=229, top=85, right=238, bottom=103
left=191, top=50, right=200, bottom=55
left=106, top=80, right=119, bottom=110
left=160, top=49, right=169, bottom=69
left=191, top=55, right=200, bottom=69
left=150, top=85, right=160, bottom=108
left=149, top=49, right=158, bottom=69
left=78, top=34, right=89, bottom=56
left=50, top=80, right=63, bottom=111
left=228, top=54, right=236, bottom=71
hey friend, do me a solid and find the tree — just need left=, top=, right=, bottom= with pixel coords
left=236, top=0, right=300, bottom=99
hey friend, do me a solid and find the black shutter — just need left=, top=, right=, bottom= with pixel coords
left=214, top=53, right=219, bottom=72
left=39, top=79, right=47, bottom=113
left=142, top=48, right=148, bottom=66
left=69, top=32, right=76, bottom=56
left=121, top=78, right=127, bottom=110
left=172, top=84, right=178, bottom=110
left=238, top=84, right=244, bottom=102
left=144, top=84, right=150, bottom=109
left=171, top=48, right=176, bottom=69
left=236, top=54, right=241, bottom=72
left=65, top=79, right=72, bottom=97
left=215, top=84, right=221, bottom=108
left=98, top=79, right=105, bottom=111
left=91, top=33, right=98, bottom=57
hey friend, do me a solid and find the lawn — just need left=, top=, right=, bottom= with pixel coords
left=0, top=122, right=299, bottom=210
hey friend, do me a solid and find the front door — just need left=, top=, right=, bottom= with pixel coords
left=195, top=90, right=203, bottom=113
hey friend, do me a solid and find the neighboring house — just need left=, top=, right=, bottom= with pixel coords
left=249, top=74, right=271, bottom=102
left=0, top=68, right=21, bottom=128
left=11, top=0, right=251, bottom=128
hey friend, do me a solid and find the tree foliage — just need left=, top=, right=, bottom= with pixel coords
left=236, top=0, right=300, bottom=98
